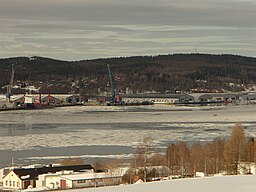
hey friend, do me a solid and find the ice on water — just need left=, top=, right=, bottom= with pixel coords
left=0, top=105, right=255, bottom=162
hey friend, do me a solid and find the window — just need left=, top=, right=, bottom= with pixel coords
left=13, top=181, right=15, bottom=186
left=10, top=181, right=12, bottom=186
left=77, top=180, right=86, bottom=184
left=17, top=182, right=19, bottom=187
left=6, top=180, right=8, bottom=186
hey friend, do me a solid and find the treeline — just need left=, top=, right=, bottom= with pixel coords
left=124, top=124, right=255, bottom=182
left=1, top=54, right=256, bottom=94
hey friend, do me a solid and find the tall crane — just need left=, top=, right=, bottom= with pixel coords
left=107, top=64, right=116, bottom=103
left=6, top=64, right=15, bottom=101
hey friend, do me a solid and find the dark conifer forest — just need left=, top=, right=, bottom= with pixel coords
left=1, top=54, right=256, bottom=95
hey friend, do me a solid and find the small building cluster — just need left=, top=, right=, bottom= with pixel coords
left=0, top=164, right=126, bottom=191
left=119, top=92, right=256, bottom=105
left=1, top=92, right=256, bottom=109
left=0, top=162, right=255, bottom=191
left=0, top=94, right=82, bottom=109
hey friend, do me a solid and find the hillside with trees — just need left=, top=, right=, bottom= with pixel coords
left=1, top=54, right=256, bottom=95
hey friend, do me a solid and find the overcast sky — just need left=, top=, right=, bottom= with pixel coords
left=0, top=0, right=255, bottom=60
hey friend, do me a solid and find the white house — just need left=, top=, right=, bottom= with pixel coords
left=0, top=168, right=5, bottom=185
left=37, top=169, right=94, bottom=190
left=2, top=169, right=35, bottom=190
left=54, top=94, right=81, bottom=104
left=2, top=164, right=94, bottom=190
left=60, top=171, right=123, bottom=189
left=45, top=173, right=62, bottom=189
left=40, top=168, right=126, bottom=190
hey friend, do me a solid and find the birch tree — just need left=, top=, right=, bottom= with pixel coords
left=224, top=123, right=246, bottom=174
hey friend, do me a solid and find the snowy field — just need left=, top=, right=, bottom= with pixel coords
left=0, top=105, right=256, bottom=165
left=55, top=175, right=256, bottom=192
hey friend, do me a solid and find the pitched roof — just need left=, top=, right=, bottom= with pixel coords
left=13, top=169, right=39, bottom=180
left=37, top=164, right=94, bottom=175
left=5, top=164, right=94, bottom=181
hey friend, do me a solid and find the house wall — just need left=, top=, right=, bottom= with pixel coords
left=36, top=174, right=46, bottom=188
left=121, top=97, right=148, bottom=103
left=198, top=95, right=213, bottom=102
left=150, top=98, right=179, bottom=104
left=3, top=171, right=22, bottom=190
left=22, top=180, right=36, bottom=189
left=45, top=175, right=61, bottom=189
left=11, top=96, right=25, bottom=107
left=122, top=97, right=179, bottom=104
left=41, top=96, right=59, bottom=104
left=179, top=96, right=194, bottom=103
left=64, top=177, right=122, bottom=189
left=65, top=178, right=73, bottom=188
left=71, top=179, right=92, bottom=188
left=0, top=168, right=4, bottom=184
left=241, top=94, right=256, bottom=104
left=63, top=95, right=81, bottom=103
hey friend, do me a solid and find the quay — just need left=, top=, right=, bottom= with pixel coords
left=0, top=106, right=25, bottom=111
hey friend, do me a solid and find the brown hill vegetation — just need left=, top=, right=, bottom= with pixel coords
left=1, top=54, right=256, bottom=95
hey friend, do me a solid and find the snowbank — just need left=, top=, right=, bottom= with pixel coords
left=62, top=175, right=256, bottom=192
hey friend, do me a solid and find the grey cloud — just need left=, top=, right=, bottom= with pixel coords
left=0, top=0, right=255, bottom=27
left=0, top=0, right=255, bottom=60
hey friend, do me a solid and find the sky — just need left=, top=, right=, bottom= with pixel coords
left=0, top=0, right=256, bottom=60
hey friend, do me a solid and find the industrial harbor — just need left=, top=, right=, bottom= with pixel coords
left=1, top=0, right=256, bottom=191
left=1, top=49, right=256, bottom=192
left=1, top=64, right=255, bottom=191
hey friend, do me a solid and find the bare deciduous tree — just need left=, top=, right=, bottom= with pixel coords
left=190, top=143, right=204, bottom=176
left=224, top=123, right=246, bottom=174
left=176, top=142, right=190, bottom=177
left=131, top=136, right=155, bottom=182
left=244, top=137, right=255, bottom=162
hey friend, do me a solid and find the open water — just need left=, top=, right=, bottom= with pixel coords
left=0, top=105, right=256, bottom=166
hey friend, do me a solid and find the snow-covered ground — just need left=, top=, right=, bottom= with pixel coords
left=56, top=175, right=256, bottom=192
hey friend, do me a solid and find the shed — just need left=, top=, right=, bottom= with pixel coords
left=60, top=171, right=123, bottom=189
left=121, top=93, right=194, bottom=104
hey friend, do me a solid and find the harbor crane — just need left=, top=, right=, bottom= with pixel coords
left=6, top=64, right=15, bottom=102
left=107, top=64, right=116, bottom=103
left=107, top=64, right=122, bottom=105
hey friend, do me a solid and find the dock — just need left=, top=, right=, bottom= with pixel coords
left=0, top=106, right=25, bottom=111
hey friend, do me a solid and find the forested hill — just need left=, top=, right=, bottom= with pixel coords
left=1, top=54, right=256, bottom=95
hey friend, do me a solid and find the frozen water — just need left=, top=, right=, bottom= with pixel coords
left=0, top=105, right=256, bottom=164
